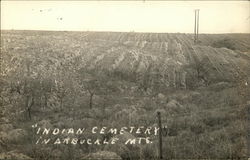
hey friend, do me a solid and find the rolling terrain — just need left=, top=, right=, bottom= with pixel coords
left=0, top=30, right=250, bottom=159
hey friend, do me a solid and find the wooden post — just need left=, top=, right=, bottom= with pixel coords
left=157, top=111, right=163, bottom=159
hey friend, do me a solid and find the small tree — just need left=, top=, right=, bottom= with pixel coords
left=77, top=69, right=116, bottom=110
left=54, top=73, right=72, bottom=111
left=76, top=70, right=101, bottom=109
left=84, top=78, right=99, bottom=109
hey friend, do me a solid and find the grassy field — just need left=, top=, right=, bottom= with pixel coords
left=0, top=30, right=249, bottom=159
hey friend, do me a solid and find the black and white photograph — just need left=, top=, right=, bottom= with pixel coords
left=0, top=1, right=250, bottom=159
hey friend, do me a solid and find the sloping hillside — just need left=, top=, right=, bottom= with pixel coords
left=1, top=30, right=249, bottom=159
left=2, top=31, right=249, bottom=89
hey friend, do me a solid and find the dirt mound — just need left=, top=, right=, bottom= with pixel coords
left=0, top=124, right=13, bottom=132
left=0, top=150, right=33, bottom=160
left=7, top=129, right=28, bottom=143
left=82, top=151, right=122, bottom=160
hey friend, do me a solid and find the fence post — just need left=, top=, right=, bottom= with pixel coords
left=157, top=111, right=163, bottom=159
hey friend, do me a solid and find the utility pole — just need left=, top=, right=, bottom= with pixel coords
left=157, top=111, right=163, bottom=159
left=194, top=9, right=200, bottom=44
left=194, top=10, right=197, bottom=43
left=197, top=9, right=200, bottom=42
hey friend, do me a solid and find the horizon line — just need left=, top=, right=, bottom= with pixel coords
left=1, top=29, right=250, bottom=34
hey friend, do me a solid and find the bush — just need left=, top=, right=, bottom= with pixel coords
left=212, top=38, right=236, bottom=50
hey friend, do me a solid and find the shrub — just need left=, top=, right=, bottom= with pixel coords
left=212, top=38, right=236, bottom=50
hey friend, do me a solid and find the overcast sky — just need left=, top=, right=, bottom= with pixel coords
left=1, top=1, right=249, bottom=33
